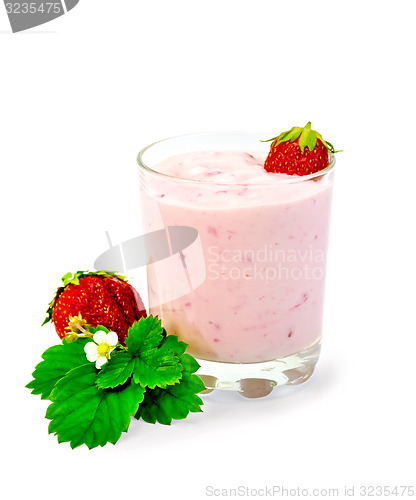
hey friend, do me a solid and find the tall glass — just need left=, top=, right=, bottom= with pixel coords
left=137, top=132, right=335, bottom=398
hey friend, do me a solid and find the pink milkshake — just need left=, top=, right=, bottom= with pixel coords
left=138, top=132, right=335, bottom=396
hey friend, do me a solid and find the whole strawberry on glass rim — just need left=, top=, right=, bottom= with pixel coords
left=264, top=122, right=341, bottom=176
left=42, top=270, right=146, bottom=345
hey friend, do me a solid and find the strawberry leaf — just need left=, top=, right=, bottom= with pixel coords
left=135, top=348, right=205, bottom=425
left=41, top=288, right=63, bottom=326
left=46, top=364, right=144, bottom=449
left=131, top=342, right=182, bottom=389
left=286, top=127, right=302, bottom=143
left=299, top=127, right=317, bottom=153
left=276, top=128, right=294, bottom=143
left=26, top=338, right=93, bottom=400
left=179, top=352, right=201, bottom=374
left=125, top=315, right=165, bottom=354
left=162, top=334, right=188, bottom=357
left=61, top=272, right=73, bottom=286
left=96, top=351, right=136, bottom=389
left=126, top=316, right=183, bottom=389
left=97, top=317, right=184, bottom=390
left=136, top=372, right=204, bottom=425
left=32, top=315, right=205, bottom=447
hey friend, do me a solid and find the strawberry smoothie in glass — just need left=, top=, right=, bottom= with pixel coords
left=137, top=131, right=335, bottom=398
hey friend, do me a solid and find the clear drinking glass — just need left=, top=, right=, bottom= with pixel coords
left=137, top=132, right=335, bottom=398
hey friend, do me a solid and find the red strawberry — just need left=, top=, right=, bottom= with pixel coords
left=42, top=271, right=147, bottom=344
left=264, top=122, right=340, bottom=176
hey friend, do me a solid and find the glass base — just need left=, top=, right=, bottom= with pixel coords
left=197, top=340, right=321, bottom=398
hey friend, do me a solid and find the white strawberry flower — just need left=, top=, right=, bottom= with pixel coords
left=84, top=330, right=119, bottom=369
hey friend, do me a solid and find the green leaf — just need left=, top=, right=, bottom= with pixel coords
left=121, top=316, right=183, bottom=389
left=97, top=318, right=184, bottom=390
left=322, top=140, right=342, bottom=154
left=125, top=315, right=165, bottom=354
left=136, top=371, right=204, bottom=425
left=299, top=127, right=317, bottom=153
left=61, top=272, right=73, bottom=286
left=41, top=303, right=54, bottom=326
left=96, top=351, right=135, bottom=389
left=263, top=127, right=303, bottom=149
left=131, top=342, right=182, bottom=389
left=26, top=338, right=93, bottom=399
left=46, top=364, right=145, bottom=449
left=285, top=127, right=302, bottom=143
left=41, top=288, right=64, bottom=326
left=179, top=353, right=201, bottom=374
left=276, top=127, right=295, bottom=143
left=162, top=334, right=188, bottom=356
left=135, top=347, right=204, bottom=425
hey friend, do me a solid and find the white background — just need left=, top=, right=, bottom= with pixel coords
left=1, top=1, right=415, bottom=498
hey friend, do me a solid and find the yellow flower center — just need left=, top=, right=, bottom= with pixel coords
left=97, top=343, right=111, bottom=357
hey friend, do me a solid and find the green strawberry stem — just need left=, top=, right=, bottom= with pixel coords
left=62, top=270, right=127, bottom=287
left=261, top=121, right=342, bottom=155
